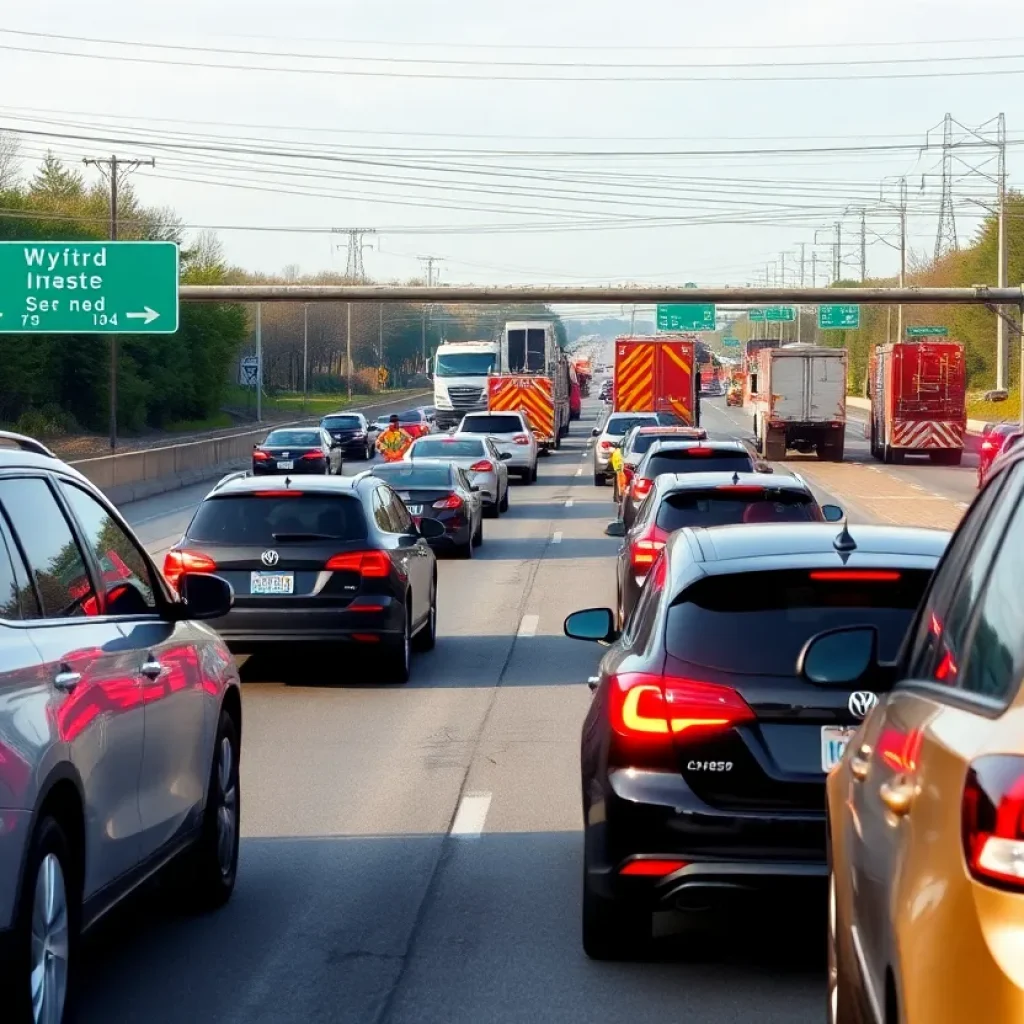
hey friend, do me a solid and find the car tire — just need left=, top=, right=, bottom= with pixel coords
left=519, top=468, right=532, bottom=484
left=484, top=501, right=499, bottom=519
left=530, top=463, right=539, bottom=483
left=413, top=576, right=437, bottom=652
left=10, top=814, right=79, bottom=1024
left=594, top=472, right=606, bottom=487
left=365, top=443, right=372, bottom=460
left=457, top=532, right=475, bottom=558
left=382, top=607, right=412, bottom=683
left=472, top=517, right=484, bottom=547
left=582, top=871, right=651, bottom=961
left=499, top=485, right=509, bottom=513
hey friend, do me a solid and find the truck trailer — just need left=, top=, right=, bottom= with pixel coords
left=612, top=336, right=698, bottom=425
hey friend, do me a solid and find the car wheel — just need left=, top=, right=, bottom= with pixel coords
left=180, top=708, right=241, bottom=910
left=382, top=607, right=412, bottom=683
left=484, top=501, right=499, bottom=519
left=530, top=463, right=539, bottom=483
left=365, top=443, right=371, bottom=460
left=582, top=867, right=651, bottom=961
left=499, top=485, right=509, bottom=513
left=828, top=866, right=866, bottom=1024
left=472, top=517, right=484, bottom=547
left=457, top=531, right=475, bottom=558
left=594, top=472, right=606, bottom=487
left=413, top=576, right=437, bottom=652
left=10, top=815, right=78, bottom=1024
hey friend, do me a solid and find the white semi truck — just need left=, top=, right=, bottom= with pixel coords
left=432, top=339, right=500, bottom=429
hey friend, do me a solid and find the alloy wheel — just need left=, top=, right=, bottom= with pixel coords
left=30, top=853, right=69, bottom=1024
left=216, top=735, right=239, bottom=878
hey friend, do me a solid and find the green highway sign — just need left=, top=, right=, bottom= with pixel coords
left=818, top=304, right=861, bottom=330
left=657, top=303, right=716, bottom=332
left=748, top=309, right=766, bottom=322
left=723, top=337, right=741, bottom=347
left=905, top=325, right=949, bottom=337
left=765, top=306, right=796, bottom=322
left=0, top=241, right=179, bottom=335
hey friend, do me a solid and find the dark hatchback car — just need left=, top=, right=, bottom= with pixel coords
left=320, top=412, right=373, bottom=460
left=564, top=522, right=948, bottom=960
left=369, top=460, right=483, bottom=558
left=620, top=439, right=760, bottom=530
left=252, top=427, right=343, bottom=476
left=163, top=473, right=445, bottom=682
left=612, top=471, right=842, bottom=625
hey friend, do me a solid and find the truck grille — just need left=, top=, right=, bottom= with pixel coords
left=449, top=386, right=485, bottom=408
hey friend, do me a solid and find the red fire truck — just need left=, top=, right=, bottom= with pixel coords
left=867, top=340, right=966, bottom=465
left=612, top=336, right=697, bottom=425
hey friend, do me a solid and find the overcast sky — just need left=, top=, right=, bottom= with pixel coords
left=2, top=0, right=1023, bottom=295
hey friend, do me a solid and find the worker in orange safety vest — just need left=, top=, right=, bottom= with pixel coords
left=375, top=415, right=414, bottom=462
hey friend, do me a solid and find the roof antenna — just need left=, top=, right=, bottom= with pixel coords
left=284, top=476, right=293, bottom=489
left=833, top=516, right=857, bottom=553
left=732, top=471, right=740, bottom=484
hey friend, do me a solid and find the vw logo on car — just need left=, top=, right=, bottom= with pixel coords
left=848, top=690, right=879, bottom=719
left=261, top=550, right=280, bottom=567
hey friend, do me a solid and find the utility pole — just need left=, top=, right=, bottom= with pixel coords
left=860, top=210, right=867, bottom=283
left=834, top=221, right=842, bottom=282
left=335, top=229, right=376, bottom=282
left=997, top=112, right=1008, bottom=391
left=934, top=113, right=959, bottom=261
left=797, top=243, right=806, bottom=344
left=302, top=303, right=309, bottom=414
left=779, top=252, right=787, bottom=341
left=255, top=303, right=263, bottom=423
left=378, top=303, right=384, bottom=384
left=418, top=256, right=443, bottom=373
left=82, top=154, right=155, bottom=449
left=346, top=302, right=353, bottom=401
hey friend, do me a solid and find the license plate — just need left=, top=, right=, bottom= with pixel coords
left=250, top=572, right=294, bottom=595
left=276, top=460, right=293, bottom=470
left=408, top=505, right=423, bottom=515
left=821, top=726, right=858, bottom=772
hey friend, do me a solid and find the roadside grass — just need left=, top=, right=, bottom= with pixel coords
left=966, top=390, right=1020, bottom=423
left=222, top=386, right=425, bottom=419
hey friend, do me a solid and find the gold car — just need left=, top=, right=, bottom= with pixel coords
left=802, top=448, right=1024, bottom=1024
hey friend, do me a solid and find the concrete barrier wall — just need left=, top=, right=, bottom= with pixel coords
left=70, top=391, right=431, bottom=505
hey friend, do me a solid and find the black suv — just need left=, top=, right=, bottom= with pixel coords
left=320, top=412, right=373, bottom=460
left=163, top=472, right=445, bottom=682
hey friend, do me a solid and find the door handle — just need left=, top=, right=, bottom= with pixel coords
left=53, top=669, right=82, bottom=693
left=879, top=776, right=916, bottom=818
left=850, top=745, right=872, bottom=781
left=140, top=659, right=163, bottom=680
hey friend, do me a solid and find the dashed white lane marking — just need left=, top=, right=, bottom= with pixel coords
left=565, top=499, right=574, bottom=508
left=132, top=503, right=201, bottom=526
left=552, top=531, right=563, bottom=544
left=517, top=614, right=539, bottom=637
left=450, top=793, right=491, bottom=838
left=575, top=467, right=582, bottom=476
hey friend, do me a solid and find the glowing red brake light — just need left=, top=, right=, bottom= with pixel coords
left=433, top=494, right=463, bottom=509
left=715, top=484, right=764, bottom=493
left=600, top=440, right=615, bottom=450
left=809, top=570, right=902, bottom=582
left=685, top=447, right=715, bottom=456
left=163, top=549, right=217, bottom=589
left=470, top=460, right=494, bottom=472
left=620, top=858, right=689, bottom=877
left=629, top=525, right=667, bottom=572
left=252, top=450, right=270, bottom=461
left=300, top=451, right=324, bottom=461
left=631, top=476, right=654, bottom=501
left=513, top=434, right=530, bottom=445
left=981, top=440, right=997, bottom=452
left=325, top=551, right=392, bottom=577
left=963, top=755, right=1024, bottom=891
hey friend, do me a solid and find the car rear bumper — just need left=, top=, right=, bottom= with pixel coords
left=584, top=768, right=826, bottom=908
left=252, top=461, right=327, bottom=475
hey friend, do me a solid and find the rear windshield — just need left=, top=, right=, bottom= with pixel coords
left=656, top=489, right=819, bottom=531
left=264, top=430, right=321, bottom=446
left=646, top=449, right=754, bottom=476
left=398, top=411, right=423, bottom=423
left=322, top=416, right=361, bottom=430
left=371, top=465, right=453, bottom=489
left=629, top=432, right=699, bottom=455
left=187, top=494, right=368, bottom=544
left=606, top=414, right=657, bottom=436
left=665, top=569, right=932, bottom=677
left=412, top=438, right=484, bottom=457
left=461, top=414, right=523, bottom=434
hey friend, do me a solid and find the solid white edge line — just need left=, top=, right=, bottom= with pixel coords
left=450, top=792, right=492, bottom=838
left=552, top=531, right=563, bottom=544
left=517, top=614, right=539, bottom=637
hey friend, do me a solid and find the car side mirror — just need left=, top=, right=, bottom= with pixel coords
left=106, top=581, right=152, bottom=616
left=821, top=504, right=844, bottom=522
left=798, top=626, right=895, bottom=687
left=591, top=428, right=600, bottom=437
left=417, top=518, right=446, bottom=540
left=564, top=607, right=619, bottom=645
left=470, top=485, right=480, bottom=492
left=498, top=451, right=512, bottom=460
left=175, top=573, right=233, bottom=621
left=605, top=520, right=626, bottom=537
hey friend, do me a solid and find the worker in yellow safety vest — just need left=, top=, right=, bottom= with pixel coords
left=375, top=415, right=414, bottom=462
left=609, top=444, right=625, bottom=502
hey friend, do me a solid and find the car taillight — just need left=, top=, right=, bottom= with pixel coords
left=981, top=439, right=997, bottom=452
left=716, top=484, right=763, bottom=493
left=608, top=672, right=754, bottom=769
left=630, top=476, right=654, bottom=501
left=685, top=447, right=715, bottom=457
left=252, top=450, right=270, bottom=461
left=600, top=440, right=615, bottom=450
left=163, top=549, right=217, bottom=588
left=809, top=570, right=901, bottom=582
left=325, top=551, right=392, bottom=577
left=620, top=858, right=689, bottom=877
left=629, top=525, right=667, bottom=572
left=433, top=494, right=463, bottom=509
left=513, top=434, right=530, bottom=445
left=470, top=460, right=494, bottom=472
left=963, top=755, right=1024, bottom=891
left=300, top=451, right=324, bottom=461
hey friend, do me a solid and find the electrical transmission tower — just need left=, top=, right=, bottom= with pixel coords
left=334, top=228, right=376, bottom=281
left=934, top=113, right=959, bottom=260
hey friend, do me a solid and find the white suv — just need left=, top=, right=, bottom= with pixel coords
left=591, top=412, right=659, bottom=486
left=456, top=411, right=539, bottom=483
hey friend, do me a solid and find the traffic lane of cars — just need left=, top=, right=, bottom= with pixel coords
left=77, top=399, right=822, bottom=1024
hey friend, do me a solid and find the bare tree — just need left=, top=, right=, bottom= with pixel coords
left=0, top=131, right=22, bottom=190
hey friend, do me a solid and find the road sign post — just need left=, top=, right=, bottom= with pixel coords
left=657, top=303, right=716, bottom=332
left=905, top=325, right=949, bottom=338
left=0, top=241, right=179, bottom=334
left=818, top=304, right=861, bottom=330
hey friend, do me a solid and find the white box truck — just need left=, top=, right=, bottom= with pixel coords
left=432, top=340, right=500, bottom=429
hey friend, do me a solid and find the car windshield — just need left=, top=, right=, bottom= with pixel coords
left=645, top=449, right=754, bottom=476
left=606, top=415, right=657, bottom=436
left=665, top=569, right=934, bottom=677
left=187, top=494, right=368, bottom=544
left=435, top=352, right=496, bottom=377
left=371, top=465, right=453, bottom=489
left=322, top=416, right=362, bottom=430
left=460, top=414, right=523, bottom=434
left=655, top=489, right=820, bottom=530
left=411, top=438, right=484, bottom=458
left=264, top=430, right=321, bottom=446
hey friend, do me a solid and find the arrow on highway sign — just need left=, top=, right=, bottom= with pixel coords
left=126, top=306, right=161, bottom=325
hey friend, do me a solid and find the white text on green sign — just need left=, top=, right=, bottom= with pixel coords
left=905, top=326, right=949, bottom=338
left=656, top=303, right=716, bottom=332
left=818, top=304, right=861, bottom=330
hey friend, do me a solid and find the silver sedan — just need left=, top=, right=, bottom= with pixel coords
left=405, top=434, right=511, bottom=517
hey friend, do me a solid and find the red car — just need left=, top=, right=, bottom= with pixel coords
left=396, top=408, right=433, bottom=439
left=569, top=365, right=582, bottom=421
left=978, top=422, right=1023, bottom=488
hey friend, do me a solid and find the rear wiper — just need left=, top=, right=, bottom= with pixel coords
left=271, top=532, right=341, bottom=541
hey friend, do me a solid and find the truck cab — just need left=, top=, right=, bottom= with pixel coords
left=433, top=340, right=499, bottom=429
